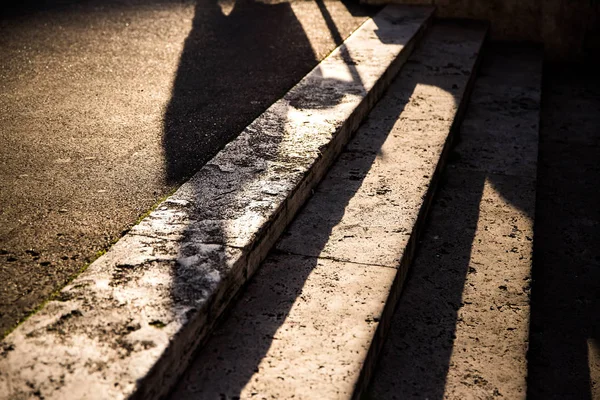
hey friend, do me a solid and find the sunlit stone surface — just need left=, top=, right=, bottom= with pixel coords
left=0, top=6, right=432, bottom=400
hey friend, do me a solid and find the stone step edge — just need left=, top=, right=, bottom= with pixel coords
left=353, top=24, right=489, bottom=400
left=168, top=21, right=490, bottom=400
left=0, top=6, right=434, bottom=400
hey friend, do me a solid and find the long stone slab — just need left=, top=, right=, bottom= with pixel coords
left=168, top=21, right=487, bottom=400
left=369, top=44, right=542, bottom=399
left=0, top=6, right=433, bottom=400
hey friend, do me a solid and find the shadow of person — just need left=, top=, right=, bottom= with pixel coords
left=163, top=7, right=600, bottom=397
left=162, top=0, right=321, bottom=186
left=167, top=66, right=411, bottom=400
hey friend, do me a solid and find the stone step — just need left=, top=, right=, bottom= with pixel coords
left=0, top=6, right=433, bottom=400
left=368, top=44, right=543, bottom=399
left=168, top=21, right=488, bottom=400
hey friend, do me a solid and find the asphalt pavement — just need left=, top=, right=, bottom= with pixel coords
left=0, top=0, right=377, bottom=337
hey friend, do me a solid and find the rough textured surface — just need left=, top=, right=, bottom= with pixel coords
left=0, top=0, right=378, bottom=337
left=359, top=0, right=600, bottom=60
left=276, top=23, right=487, bottom=267
left=368, top=44, right=542, bottom=399
left=171, top=255, right=397, bottom=400
left=169, top=21, right=486, bottom=400
left=0, top=6, right=432, bottom=400
left=527, top=65, right=600, bottom=400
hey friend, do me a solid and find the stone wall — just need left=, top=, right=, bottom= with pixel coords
left=362, top=0, right=600, bottom=60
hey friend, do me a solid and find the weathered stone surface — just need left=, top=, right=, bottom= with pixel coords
left=0, top=232, right=244, bottom=400
left=277, top=22, right=486, bottom=267
left=369, top=172, right=536, bottom=400
left=0, top=6, right=433, bottom=400
left=171, top=22, right=487, bottom=400
left=170, top=255, right=397, bottom=400
left=369, top=43, right=542, bottom=399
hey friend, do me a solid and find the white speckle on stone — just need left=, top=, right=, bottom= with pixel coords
left=205, top=270, right=221, bottom=285
left=95, top=279, right=110, bottom=290
left=178, top=255, right=200, bottom=268
left=165, top=199, right=190, bottom=207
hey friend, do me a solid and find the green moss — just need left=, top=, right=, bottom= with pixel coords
left=1, top=186, right=180, bottom=340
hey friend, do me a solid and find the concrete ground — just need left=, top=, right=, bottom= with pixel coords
left=0, top=0, right=378, bottom=337
left=527, top=65, right=600, bottom=400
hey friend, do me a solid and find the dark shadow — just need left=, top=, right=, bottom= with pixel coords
left=0, top=0, right=195, bottom=17
left=162, top=0, right=316, bottom=185
left=526, top=64, right=600, bottom=399
left=162, top=0, right=375, bottom=184
left=368, top=166, right=486, bottom=400
left=162, top=0, right=379, bottom=308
